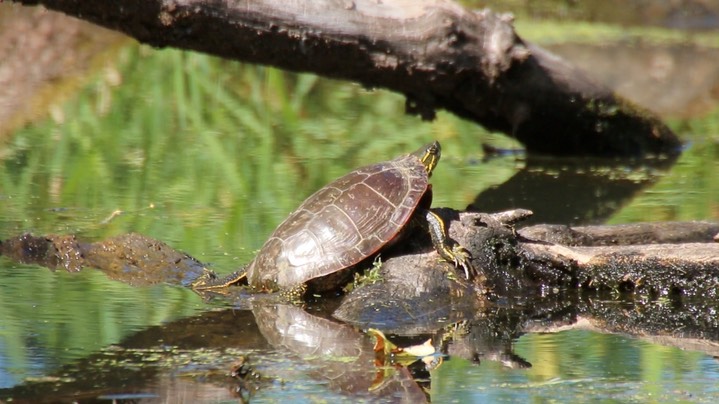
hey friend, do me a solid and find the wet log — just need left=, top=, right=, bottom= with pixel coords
left=0, top=232, right=210, bottom=287
left=2, top=210, right=717, bottom=304
left=517, top=222, right=719, bottom=299
left=520, top=221, right=719, bottom=246
left=10, top=0, right=680, bottom=157
left=336, top=211, right=719, bottom=354
left=343, top=209, right=719, bottom=299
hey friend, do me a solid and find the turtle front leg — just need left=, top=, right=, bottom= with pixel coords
left=424, top=210, right=476, bottom=279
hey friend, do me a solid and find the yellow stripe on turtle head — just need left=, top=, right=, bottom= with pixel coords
left=412, top=141, right=441, bottom=176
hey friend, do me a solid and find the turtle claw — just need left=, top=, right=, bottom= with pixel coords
left=424, top=209, right=478, bottom=280
left=450, top=245, right=476, bottom=280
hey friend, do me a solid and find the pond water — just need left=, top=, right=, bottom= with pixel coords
left=1, top=2, right=719, bottom=402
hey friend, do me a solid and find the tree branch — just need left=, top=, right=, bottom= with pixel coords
left=12, top=0, right=681, bottom=157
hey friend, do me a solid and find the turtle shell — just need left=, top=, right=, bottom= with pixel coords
left=246, top=151, right=431, bottom=293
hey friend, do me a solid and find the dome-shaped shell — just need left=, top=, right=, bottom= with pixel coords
left=246, top=152, right=431, bottom=292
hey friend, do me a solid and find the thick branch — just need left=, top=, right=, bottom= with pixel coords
left=13, top=0, right=681, bottom=157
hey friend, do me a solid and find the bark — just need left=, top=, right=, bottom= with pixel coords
left=11, top=0, right=681, bottom=157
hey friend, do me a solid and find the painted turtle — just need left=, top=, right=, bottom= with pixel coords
left=196, top=141, right=474, bottom=298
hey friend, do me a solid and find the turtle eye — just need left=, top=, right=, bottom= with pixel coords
left=428, top=142, right=441, bottom=160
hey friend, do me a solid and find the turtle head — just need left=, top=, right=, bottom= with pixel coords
left=413, top=141, right=441, bottom=176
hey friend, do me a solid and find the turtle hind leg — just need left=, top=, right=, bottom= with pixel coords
left=424, top=210, right=476, bottom=280
left=192, top=269, right=248, bottom=290
left=280, top=283, right=307, bottom=304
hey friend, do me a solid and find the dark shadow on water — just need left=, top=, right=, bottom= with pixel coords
left=468, top=155, right=679, bottom=225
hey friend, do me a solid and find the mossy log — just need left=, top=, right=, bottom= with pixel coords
left=2, top=210, right=717, bottom=302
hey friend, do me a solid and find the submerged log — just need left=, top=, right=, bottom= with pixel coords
left=10, top=0, right=680, bottom=157
left=0, top=232, right=210, bottom=287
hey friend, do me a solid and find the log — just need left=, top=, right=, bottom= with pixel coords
left=0, top=232, right=210, bottom=287
left=3, top=215, right=719, bottom=377
left=2, top=210, right=717, bottom=301
left=10, top=0, right=681, bottom=157
left=519, top=221, right=719, bottom=246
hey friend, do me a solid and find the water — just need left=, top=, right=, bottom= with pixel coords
left=1, top=2, right=719, bottom=402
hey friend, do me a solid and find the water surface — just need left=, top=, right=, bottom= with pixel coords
left=1, top=5, right=719, bottom=402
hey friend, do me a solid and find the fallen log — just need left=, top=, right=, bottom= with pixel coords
left=520, top=221, right=719, bottom=246
left=9, top=0, right=680, bottom=157
left=1, top=210, right=717, bottom=302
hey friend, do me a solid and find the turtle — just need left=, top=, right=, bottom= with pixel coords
left=194, top=141, right=475, bottom=299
